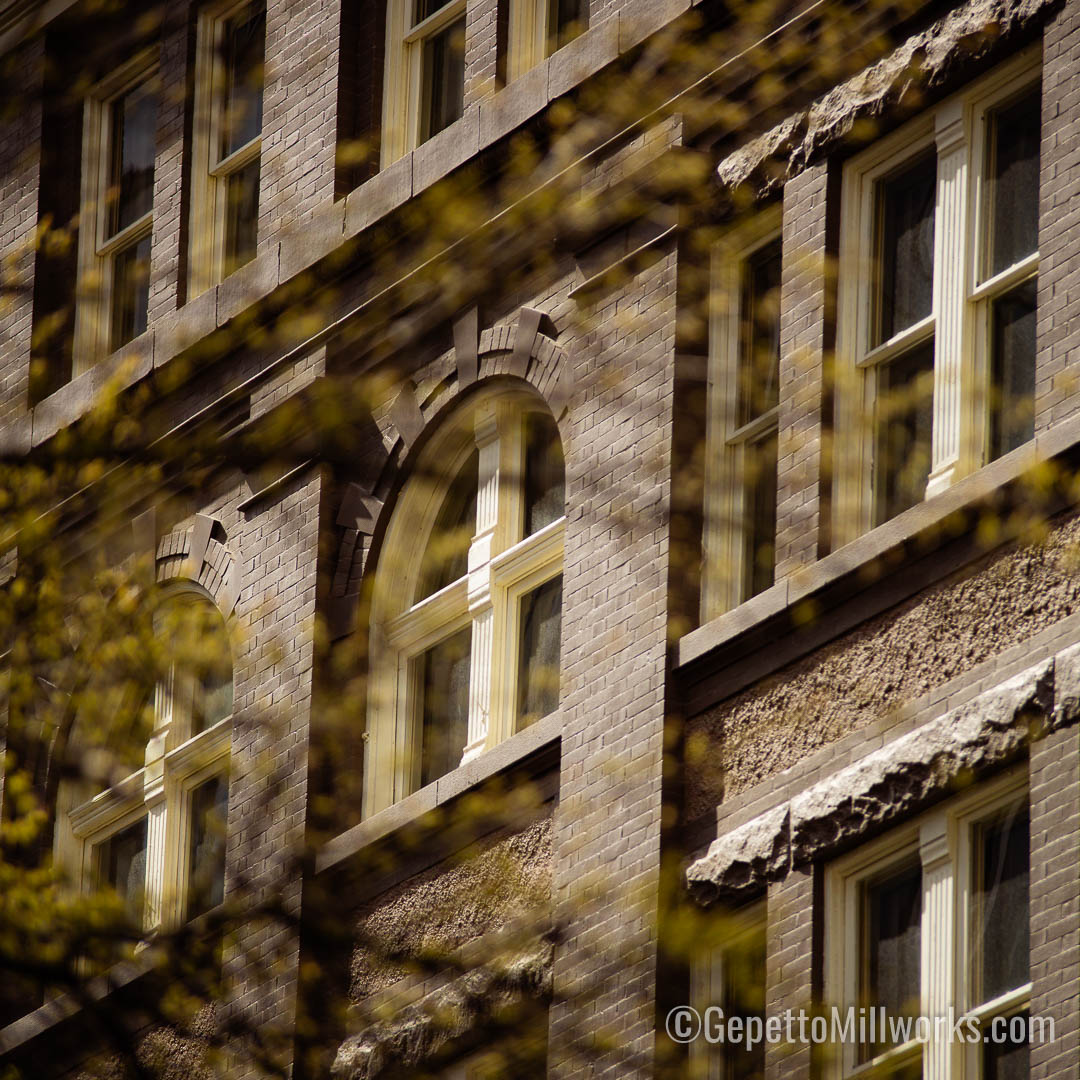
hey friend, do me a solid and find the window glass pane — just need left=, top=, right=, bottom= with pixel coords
left=420, top=626, right=471, bottom=787
left=524, top=413, right=565, bottom=536
left=187, top=774, right=229, bottom=919
left=517, top=574, right=562, bottom=729
left=224, top=156, right=260, bottom=276
left=876, top=342, right=934, bottom=524
left=421, top=16, right=465, bottom=142
left=110, top=233, right=151, bottom=350
left=415, top=0, right=455, bottom=21
left=418, top=448, right=478, bottom=599
left=109, top=80, right=156, bottom=236
left=988, top=89, right=1041, bottom=278
left=982, top=1013, right=1029, bottom=1080
left=738, top=238, right=782, bottom=427
left=877, top=153, right=937, bottom=342
left=862, top=863, right=921, bottom=1055
left=548, top=0, right=586, bottom=51
left=977, top=806, right=1029, bottom=1004
left=743, top=431, right=777, bottom=601
left=221, top=4, right=265, bottom=160
left=97, top=817, right=147, bottom=922
left=990, top=276, right=1037, bottom=461
left=193, top=655, right=234, bottom=736
left=722, top=926, right=766, bottom=1080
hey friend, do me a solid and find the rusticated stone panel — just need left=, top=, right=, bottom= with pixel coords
left=687, top=508, right=1080, bottom=820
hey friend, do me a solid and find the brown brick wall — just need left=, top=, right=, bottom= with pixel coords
left=1035, top=1, right=1080, bottom=433
left=549, top=243, right=677, bottom=1078
left=774, top=162, right=831, bottom=582
left=1029, top=724, right=1080, bottom=1080
left=764, top=868, right=814, bottom=1080
left=0, top=38, right=42, bottom=423
left=259, top=0, right=341, bottom=241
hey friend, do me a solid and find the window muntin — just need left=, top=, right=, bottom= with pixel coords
left=382, top=0, right=466, bottom=164
left=827, top=770, right=1030, bottom=1080
left=61, top=595, right=233, bottom=933
left=367, top=390, right=565, bottom=818
left=703, top=212, right=782, bottom=620
left=834, top=50, right=1042, bottom=545
left=190, top=0, right=265, bottom=295
left=73, top=61, right=158, bottom=372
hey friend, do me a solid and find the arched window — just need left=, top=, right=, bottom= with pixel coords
left=366, top=387, right=565, bottom=817
left=57, top=590, right=233, bottom=929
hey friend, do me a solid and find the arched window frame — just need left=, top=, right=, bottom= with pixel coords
left=56, top=584, right=233, bottom=932
left=366, top=385, right=565, bottom=818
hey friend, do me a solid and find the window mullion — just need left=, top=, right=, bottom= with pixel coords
left=463, top=407, right=501, bottom=762
left=919, top=813, right=956, bottom=1080
left=927, top=98, right=970, bottom=499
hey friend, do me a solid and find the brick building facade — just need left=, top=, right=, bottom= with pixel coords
left=0, top=0, right=1077, bottom=1076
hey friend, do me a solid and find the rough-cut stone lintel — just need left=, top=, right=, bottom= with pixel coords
left=332, top=944, right=552, bottom=1080
left=687, top=656, right=1066, bottom=904
left=716, top=0, right=1057, bottom=197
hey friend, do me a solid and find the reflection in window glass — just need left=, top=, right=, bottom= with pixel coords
left=524, top=413, right=564, bottom=536
left=990, top=277, right=1037, bottom=461
left=977, top=806, right=1029, bottom=1004
left=743, top=432, right=777, bottom=601
left=861, top=863, right=921, bottom=1057
left=221, top=4, right=265, bottom=159
left=982, top=1014, right=1029, bottom=1080
left=421, top=16, right=465, bottom=141
left=187, top=774, right=229, bottom=919
left=110, top=233, right=152, bottom=350
left=97, top=817, right=147, bottom=922
left=548, top=0, right=586, bottom=51
left=738, top=238, right=782, bottom=427
left=108, top=80, right=156, bottom=236
left=877, top=154, right=937, bottom=343
left=224, top=157, right=260, bottom=276
left=876, top=342, right=934, bottom=524
left=419, top=449, right=479, bottom=599
left=722, top=925, right=766, bottom=1080
left=988, top=90, right=1041, bottom=278
left=517, top=574, right=562, bottom=729
left=420, top=626, right=471, bottom=787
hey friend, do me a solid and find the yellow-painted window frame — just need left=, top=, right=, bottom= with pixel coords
left=833, top=47, right=1042, bottom=546
left=72, top=51, right=159, bottom=376
left=189, top=0, right=264, bottom=298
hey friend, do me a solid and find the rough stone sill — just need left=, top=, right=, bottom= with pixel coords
left=678, top=414, right=1080, bottom=671
left=315, top=709, right=562, bottom=875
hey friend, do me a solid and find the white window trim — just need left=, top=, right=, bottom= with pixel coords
left=366, top=388, right=564, bottom=819
left=824, top=765, right=1029, bottom=1080
left=833, top=46, right=1042, bottom=546
left=702, top=204, right=782, bottom=622
left=56, top=589, right=233, bottom=933
left=189, top=0, right=263, bottom=298
left=690, top=900, right=766, bottom=1080
left=72, top=51, right=158, bottom=375
left=381, top=0, right=467, bottom=166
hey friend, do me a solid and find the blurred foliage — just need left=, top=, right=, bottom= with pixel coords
left=0, top=0, right=1067, bottom=1075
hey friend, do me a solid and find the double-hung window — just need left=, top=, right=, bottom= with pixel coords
left=74, top=58, right=158, bottom=372
left=691, top=903, right=767, bottom=1080
left=382, top=0, right=467, bottom=165
left=366, top=389, right=565, bottom=818
left=703, top=208, right=782, bottom=620
left=826, top=768, right=1030, bottom=1079
left=57, top=596, right=233, bottom=935
left=190, top=0, right=265, bottom=296
left=834, top=49, right=1042, bottom=544
left=506, top=0, right=587, bottom=81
